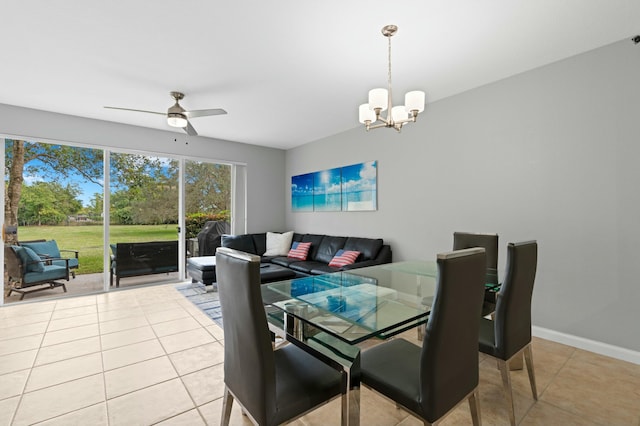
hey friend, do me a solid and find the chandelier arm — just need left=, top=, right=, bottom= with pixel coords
left=367, top=122, right=388, bottom=130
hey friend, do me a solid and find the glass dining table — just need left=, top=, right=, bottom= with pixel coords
left=261, top=260, right=441, bottom=426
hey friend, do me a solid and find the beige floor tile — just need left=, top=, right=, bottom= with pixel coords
left=540, top=351, right=640, bottom=425
left=160, top=327, right=216, bottom=354
left=97, top=306, right=145, bottom=321
left=156, top=408, right=206, bottom=425
left=0, top=369, right=30, bottom=400
left=198, top=397, right=253, bottom=426
left=146, top=306, right=191, bottom=325
left=41, top=323, right=100, bottom=347
left=152, top=316, right=203, bottom=337
left=194, top=312, right=217, bottom=328
left=97, top=300, right=144, bottom=321
left=0, top=321, right=48, bottom=341
left=0, top=349, right=37, bottom=375
left=35, top=336, right=101, bottom=366
left=0, top=311, right=52, bottom=329
left=140, top=300, right=184, bottom=314
left=358, top=387, right=411, bottom=426
left=50, top=304, right=97, bottom=320
left=100, top=325, right=156, bottom=350
left=169, top=341, right=225, bottom=376
left=105, top=355, right=177, bottom=398
left=102, top=338, right=166, bottom=371
left=33, top=402, right=108, bottom=426
left=0, top=301, right=56, bottom=317
left=54, top=296, right=97, bottom=310
left=47, top=312, right=98, bottom=332
left=12, top=373, right=105, bottom=426
left=205, top=324, right=224, bottom=341
left=181, top=363, right=225, bottom=406
left=99, top=314, right=149, bottom=334
left=107, top=378, right=194, bottom=426
left=0, top=396, right=21, bottom=426
left=520, top=400, right=600, bottom=425
left=25, top=352, right=103, bottom=392
left=0, top=334, right=43, bottom=357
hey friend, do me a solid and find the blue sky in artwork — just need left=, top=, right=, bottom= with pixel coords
left=341, top=161, right=377, bottom=193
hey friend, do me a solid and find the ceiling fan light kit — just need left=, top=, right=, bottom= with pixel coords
left=358, top=25, right=426, bottom=132
left=104, top=91, right=227, bottom=136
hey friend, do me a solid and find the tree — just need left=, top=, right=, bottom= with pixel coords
left=185, top=161, right=231, bottom=214
left=19, top=182, right=82, bottom=225
left=5, top=139, right=103, bottom=242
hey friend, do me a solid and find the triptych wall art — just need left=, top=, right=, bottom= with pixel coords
left=291, top=160, right=377, bottom=212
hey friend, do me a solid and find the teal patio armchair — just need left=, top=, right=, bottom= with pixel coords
left=5, top=245, right=70, bottom=300
left=20, top=239, right=79, bottom=278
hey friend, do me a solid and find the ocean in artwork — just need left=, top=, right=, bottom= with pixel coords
left=341, top=161, right=377, bottom=211
left=292, top=173, right=314, bottom=212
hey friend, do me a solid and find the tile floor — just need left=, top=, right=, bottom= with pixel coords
left=0, top=282, right=639, bottom=425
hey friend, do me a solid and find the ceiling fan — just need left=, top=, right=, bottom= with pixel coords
left=104, top=91, right=227, bottom=136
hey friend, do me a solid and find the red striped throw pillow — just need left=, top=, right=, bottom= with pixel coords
left=287, top=242, right=311, bottom=261
left=328, top=250, right=360, bottom=268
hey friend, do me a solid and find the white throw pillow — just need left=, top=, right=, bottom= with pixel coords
left=263, top=231, right=294, bottom=256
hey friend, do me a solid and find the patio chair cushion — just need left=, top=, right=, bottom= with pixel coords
left=21, top=240, right=79, bottom=269
left=13, top=246, right=45, bottom=273
left=24, top=265, right=68, bottom=284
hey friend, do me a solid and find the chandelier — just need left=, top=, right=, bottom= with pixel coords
left=358, top=25, right=425, bottom=132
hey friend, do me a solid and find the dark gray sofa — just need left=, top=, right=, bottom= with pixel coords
left=221, top=232, right=392, bottom=277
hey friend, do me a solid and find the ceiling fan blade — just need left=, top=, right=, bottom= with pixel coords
left=183, top=120, right=198, bottom=136
left=104, top=106, right=166, bottom=116
left=184, top=108, right=227, bottom=118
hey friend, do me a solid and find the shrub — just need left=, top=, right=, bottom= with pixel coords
left=185, top=211, right=230, bottom=238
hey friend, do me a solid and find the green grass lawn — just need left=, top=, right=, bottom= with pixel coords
left=18, top=224, right=179, bottom=274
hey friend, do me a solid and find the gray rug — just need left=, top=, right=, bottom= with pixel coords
left=175, top=282, right=223, bottom=327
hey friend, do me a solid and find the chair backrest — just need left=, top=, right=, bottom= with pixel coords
left=494, top=241, right=538, bottom=359
left=453, top=231, right=499, bottom=284
left=215, top=247, right=276, bottom=425
left=420, top=247, right=486, bottom=421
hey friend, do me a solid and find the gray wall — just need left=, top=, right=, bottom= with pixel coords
left=286, top=38, right=640, bottom=352
left=0, top=103, right=287, bottom=233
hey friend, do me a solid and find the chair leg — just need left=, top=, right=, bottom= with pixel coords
left=468, top=389, right=482, bottom=426
left=221, top=386, right=234, bottom=426
left=498, top=359, right=516, bottom=426
left=523, top=344, right=538, bottom=400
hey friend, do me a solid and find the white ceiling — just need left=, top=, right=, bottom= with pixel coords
left=3, top=1, right=639, bottom=149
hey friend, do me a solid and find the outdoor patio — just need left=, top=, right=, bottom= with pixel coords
left=3, top=271, right=183, bottom=305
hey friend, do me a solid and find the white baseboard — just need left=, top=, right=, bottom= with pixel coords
left=532, top=326, right=640, bottom=365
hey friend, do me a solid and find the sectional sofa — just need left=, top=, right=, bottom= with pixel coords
left=221, top=231, right=392, bottom=276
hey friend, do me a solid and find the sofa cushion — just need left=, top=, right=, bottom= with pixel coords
left=309, top=264, right=340, bottom=275
left=271, top=256, right=298, bottom=268
left=264, top=231, right=294, bottom=256
left=328, top=250, right=361, bottom=268
left=252, top=233, right=267, bottom=256
left=288, top=242, right=311, bottom=261
left=288, top=260, right=328, bottom=275
left=221, top=234, right=257, bottom=254
left=313, top=236, right=348, bottom=264
left=343, top=237, right=383, bottom=261
left=300, top=234, right=325, bottom=260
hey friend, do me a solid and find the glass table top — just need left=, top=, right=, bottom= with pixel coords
left=262, top=261, right=439, bottom=344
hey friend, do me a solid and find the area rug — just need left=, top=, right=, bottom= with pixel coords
left=175, top=282, right=223, bottom=328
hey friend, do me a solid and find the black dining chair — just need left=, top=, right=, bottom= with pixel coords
left=215, top=247, right=344, bottom=426
left=478, top=241, right=538, bottom=426
left=361, top=247, right=487, bottom=426
left=453, top=232, right=500, bottom=316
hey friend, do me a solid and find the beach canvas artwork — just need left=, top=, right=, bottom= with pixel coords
left=292, top=161, right=377, bottom=212
left=313, top=167, right=342, bottom=211
left=341, top=161, right=377, bottom=211
left=291, top=173, right=314, bottom=212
